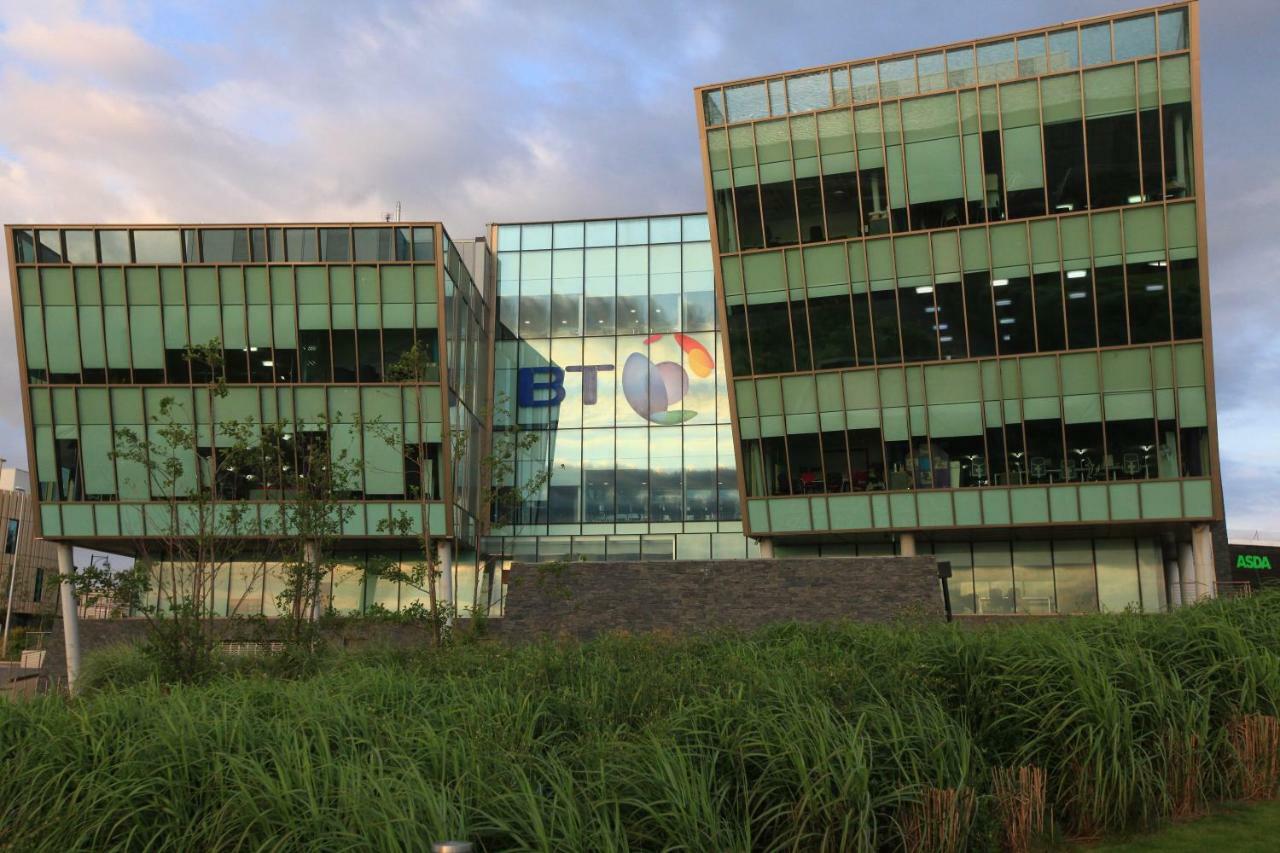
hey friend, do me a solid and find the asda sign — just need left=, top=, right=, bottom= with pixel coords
left=1236, top=554, right=1273, bottom=571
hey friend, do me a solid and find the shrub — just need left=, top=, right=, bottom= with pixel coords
left=3, top=593, right=1280, bottom=850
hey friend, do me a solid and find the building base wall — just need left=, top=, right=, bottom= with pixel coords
left=502, top=556, right=942, bottom=641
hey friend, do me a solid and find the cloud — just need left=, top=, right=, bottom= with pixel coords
left=0, top=0, right=1278, bottom=534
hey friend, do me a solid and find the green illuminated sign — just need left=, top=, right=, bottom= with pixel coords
left=1236, top=554, right=1273, bottom=571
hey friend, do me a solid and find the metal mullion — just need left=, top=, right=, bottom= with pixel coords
left=953, top=92, right=974, bottom=227
left=955, top=227, right=976, bottom=360
left=849, top=105, right=868, bottom=237
left=1083, top=211, right=1112, bottom=498
left=1036, top=77, right=1052, bottom=218
left=720, top=119, right=747, bottom=255
left=899, top=97, right=915, bottom=233
left=1164, top=212, right=1187, bottom=485
left=993, top=83, right=1011, bottom=222
left=434, top=227, right=457, bottom=537
left=1054, top=214, right=1084, bottom=519
left=781, top=123, right=804, bottom=250
left=1053, top=350, right=1069, bottom=494
left=1157, top=203, right=1180, bottom=480
left=924, top=225, right=942, bottom=362
left=1117, top=193, right=1133, bottom=348
left=802, top=113, right=832, bottom=244
left=838, top=235, right=864, bottom=367
left=1023, top=219, right=1040, bottom=354
left=787, top=239, right=815, bottom=375
left=886, top=101, right=909, bottom=234
left=1133, top=61, right=1149, bottom=203
left=851, top=243, right=890, bottom=482
left=981, top=224, right=1014, bottom=486
left=1077, top=54, right=1095, bottom=212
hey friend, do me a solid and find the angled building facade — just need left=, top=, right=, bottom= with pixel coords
left=696, top=2, right=1221, bottom=612
left=6, top=223, right=492, bottom=615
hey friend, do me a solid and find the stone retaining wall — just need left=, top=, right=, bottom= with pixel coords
left=502, top=556, right=942, bottom=641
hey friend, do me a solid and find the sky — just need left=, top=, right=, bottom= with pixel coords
left=0, top=0, right=1276, bottom=533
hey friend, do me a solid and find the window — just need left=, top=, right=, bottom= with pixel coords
left=201, top=229, right=250, bottom=262
left=4, top=518, right=17, bottom=554
left=1085, top=66, right=1141, bottom=208
left=320, top=228, right=351, bottom=261
left=354, top=228, right=395, bottom=261
left=33, top=568, right=44, bottom=604
left=133, top=230, right=182, bottom=263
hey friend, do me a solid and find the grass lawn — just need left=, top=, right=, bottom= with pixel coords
left=1087, top=800, right=1280, bottom=851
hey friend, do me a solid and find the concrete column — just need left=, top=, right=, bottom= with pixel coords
left=1164, top=557, right=1182, bottom=609
left=1178, top=541, right=1196, bottom=604
left=756, top=538, right=774, bottom=558
left=57, top=544, right=81, bottom=695
left=898, top=532, right=917, bottom=557
left=439, top=540, right=454, bottom=619
left=1192, top=524, right=1216, bottom=599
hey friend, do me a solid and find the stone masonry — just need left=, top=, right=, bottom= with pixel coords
left=502, top=556, right=943, bottom=641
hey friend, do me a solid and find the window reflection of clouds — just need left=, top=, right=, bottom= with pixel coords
left=498, top=215, right=739, bottom=529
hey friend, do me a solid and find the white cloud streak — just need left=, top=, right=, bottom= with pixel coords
left=0, top=0, right=1277, bottom=529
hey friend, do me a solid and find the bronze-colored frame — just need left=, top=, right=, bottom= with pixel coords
left=3, top=221, right=473, bottom=553
left=694, top=1, right=1222, bottom=540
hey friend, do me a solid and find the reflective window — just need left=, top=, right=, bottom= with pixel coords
left=133, top=230, right=181, bottom=263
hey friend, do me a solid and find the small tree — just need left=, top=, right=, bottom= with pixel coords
left=372, top=341, right=552, bottom=642
left=109, top=340, right=268, bottom=680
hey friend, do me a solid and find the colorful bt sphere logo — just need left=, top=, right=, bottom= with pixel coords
left=621, top=333, right=715, bottom=425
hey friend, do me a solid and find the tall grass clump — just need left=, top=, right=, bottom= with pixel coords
left=3, top=593, right=1280, bottom=850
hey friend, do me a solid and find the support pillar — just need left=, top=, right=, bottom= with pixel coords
left=1164, top=557, right=1182, bottom=609
left=57, top=544, right=81, bottom=695
left=1192, top=524, right=1216, bottom=599
left=898, top=532, right=917, bottom=557
left=1178, top=541, right=1196, bottom=604
left=439, top=540, right=454, bottom=620
left=756, top=538, right=774, bottom=559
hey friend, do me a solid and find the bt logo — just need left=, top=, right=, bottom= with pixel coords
left=517, top=333, right=715, bottom=425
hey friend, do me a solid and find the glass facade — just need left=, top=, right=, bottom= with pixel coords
left=696, top=2, right=1220, bottom=612
left=6, top=4, right=1221, bottom=620
left=9, top=223, right=484, bottom=614
left=485, top=214, right=756, bottom=576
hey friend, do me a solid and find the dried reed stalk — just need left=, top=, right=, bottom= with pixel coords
left=1229, top=714, right=1280, bottom=800
left=990, top=765, right=1047, bottom=853
left=901, top=786, right=976, bottom=853
left=1164, top=731, right=1201, bottom=817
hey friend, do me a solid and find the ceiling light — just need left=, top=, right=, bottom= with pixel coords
left=914, top=285, right=934, bottom=294
left=939, top=335, right=954, bottom=343
left=1068, top=291, right=1088, bottom=299
left=999, top=317, right=1015, bottom=324
left=995, top=298, right=1012, bottom=306
left=992, top=278, right=1009, bottom=287
left=1055, top=203, right=1075, bottom=212
left=1067, top=270, right=1087, bottom=279
left=1144, top=284, right=1165, bottom=292
left=1148, top=260, right=1168, bottom=267
left=262, top=360, right=274, bottom=367
left=1127, top=194, right=1146, bottom=204
left=250, top=347, right=259, bottom=352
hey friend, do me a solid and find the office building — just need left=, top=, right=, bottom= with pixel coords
left=6, top=223, right=493, bottom=615
left=6, top=2, right=1222, bottom=619
left=695, top=1, right=1220, bottom=612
